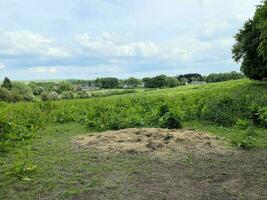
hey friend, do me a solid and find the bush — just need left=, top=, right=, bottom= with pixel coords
left=0, top=87, right=11, bottom=102
left=259, top=107, right=267, bottom=128
left=76, top=91, right=90, bottom=99
left=61, top=91, right=75, bottom=99
left=235, top=119, right=250, bottom=130
left=40, top=91, right=50, bottom=101
left=159, top=111, right=183, bottom=129
left=202, top=95, right=237, bottom=126
left=11, top=81, right=34, bottom=101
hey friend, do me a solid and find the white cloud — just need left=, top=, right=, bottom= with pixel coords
left=161, top=36, right=212, bottom=61
left=29, top=66, right=58, bottom=74
left=75, top=31, right=233, bottom=64
left=0, top=63, right=5, bottom=69
left=0, top=30, right=69, bottom=58
left=74, top=33, right=160, bottom=58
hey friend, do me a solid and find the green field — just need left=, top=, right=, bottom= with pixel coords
left=0, top=79, right=267, bottom=199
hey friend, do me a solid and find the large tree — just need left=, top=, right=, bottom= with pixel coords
left=232, top=0, right=267, bottom=80
left=125, top=77, right=141, bottom=88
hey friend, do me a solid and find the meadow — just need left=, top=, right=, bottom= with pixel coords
left=1, top=79, right=267, bottom=151
left=0, top=79, right=267, bottom=199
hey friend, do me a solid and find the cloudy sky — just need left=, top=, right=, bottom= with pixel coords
left=0, top=0, right=261, bottom=80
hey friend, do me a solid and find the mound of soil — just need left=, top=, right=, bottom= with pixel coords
left=75, top=128, right=227, bottom=155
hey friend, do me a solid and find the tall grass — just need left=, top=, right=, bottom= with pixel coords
left=0, top=79, right=267, bottom=151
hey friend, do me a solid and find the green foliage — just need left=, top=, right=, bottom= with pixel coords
left=76, top=91, right=90, bottom=99
left=232, top=127, right=257, bottom=149
left=2, top=77, right=12, bottom=90
left=94, top=77, right=119, bottom=89
left=125, top=77, right=142, bottom=88
left=0, top=79, right=267, bottom=151
left=159, top=111, right=183, bottom=129
left=177, top=73, right=203, bottom=83
left=232, top=0, right=267, bottom=80
left=235, top=119, right=250, bottom=130
left=259, top=107, right=267, bottom=128
left=9, top=148, right=37, bottom=181
left=206, top=71, right=244, bottom=83
left=143, top=75, right=182, bottom=88
left=57, top=81, right=73, bottom=94
left=61, top=91, right=75, bottom=99
left=40, top=91, right=60, bottom=101
left=11, top=81, right=34, bottom=101
left=0, top=87, right=23, bottom=103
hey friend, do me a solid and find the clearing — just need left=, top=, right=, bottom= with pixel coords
left=1, top=123, right=266, bottom=200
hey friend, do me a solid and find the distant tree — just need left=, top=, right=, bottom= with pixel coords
left=143, top=77, right=154, bottom=88
left=232, top=0, right=267, bottom=80
left=166, top=77, right=180, bottom=88
left=125, top=77, right=141, bottom=88
left=11, top=81, right=34, bottom=101
left=153, top=75, right=168, bottom=88
left=205, top=71, right=244, bottom=83
left=2, top=77, right=12, bottom=90
left=57, top=81, right=73, bottom=93
left=95, top=78, right=119, bottom=89
left=177, top=74, right=203, bottom=83
left=29, top=82, right=45, bottom=95
left=143, top=75, right=178, bottom=88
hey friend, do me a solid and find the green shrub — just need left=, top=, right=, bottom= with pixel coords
left=61, top=91, right=75, bottom=99
left=235, top=119, right=250, bottom=130
left=76, top=91, right=90, bottom=99
left=259, top=107, right=267, bottom=128
left=159, top=111, right=183, bottom=129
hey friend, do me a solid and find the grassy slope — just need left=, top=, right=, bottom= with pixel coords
left=1, top=79, right=267, bottom=199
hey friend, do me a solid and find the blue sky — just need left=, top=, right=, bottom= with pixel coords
left=0, top=0, right=261, bottom=80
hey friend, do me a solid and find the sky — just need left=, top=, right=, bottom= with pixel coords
left=0, top=0, right=262, bottom=80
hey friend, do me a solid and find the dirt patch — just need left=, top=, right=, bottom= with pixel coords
left=72, top=128, right=266, bottom=200
left=75, top=128, right=228, bottom=156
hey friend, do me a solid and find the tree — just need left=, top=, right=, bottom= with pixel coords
left=166, top=77, right=180, bottom=87
left=143, top=77, right=154, bottom=88
left=57, top=81, right=73, bottom=94
left=11, top=81, right=34, bottom=101
left=2, top=77, right=12, bottom=90
left=205, top=72, right=244, bottom=83
left=153, top=75, right=168, bottom=88
left=177, top=74, right=203, bottom=83
left=232, top=0, right=267, bottom=80
left=95, top=78, right=119, bottom=89
left=125, top=77, right=141, bottom=88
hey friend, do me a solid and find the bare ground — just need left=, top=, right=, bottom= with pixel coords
left=73, top=128, right=267, bottom=200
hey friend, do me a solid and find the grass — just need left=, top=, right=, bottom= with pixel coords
left=1, top=122, right=266, bottom=199
left=184, top=121, right=267, bottom=148
left=0, top=123, right=152, bottom=199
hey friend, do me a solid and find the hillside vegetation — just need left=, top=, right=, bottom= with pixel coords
left=1, top=79, right=267, bottom=153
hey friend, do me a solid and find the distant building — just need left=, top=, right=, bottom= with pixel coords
left=191, top=81, right=207, bottom=85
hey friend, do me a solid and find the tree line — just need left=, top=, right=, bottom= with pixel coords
left=0, top=71, right=245, bottom=103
